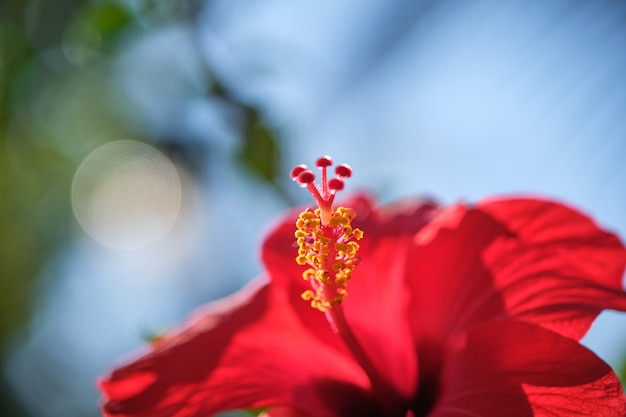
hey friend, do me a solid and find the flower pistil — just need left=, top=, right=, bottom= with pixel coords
left=291, top=156, right=406, bottom=416
left=291, top=156, right=363, bottom=312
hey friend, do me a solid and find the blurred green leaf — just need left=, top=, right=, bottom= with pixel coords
left=87, top=0, right=134, bottom=48
left=238, top=107, right=281, bottom=183
left=0, top=22, right=33, bottom=116
left=63, top=0, right=135, bottom=64
left=244, top=408, right=268, bottom=416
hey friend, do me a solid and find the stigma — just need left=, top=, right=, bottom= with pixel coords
left=291, top=156, right=363, bottom=312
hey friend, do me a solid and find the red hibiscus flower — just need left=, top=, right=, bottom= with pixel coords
left=99, top=156, right=626, bottom=417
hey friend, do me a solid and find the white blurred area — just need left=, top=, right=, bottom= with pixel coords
left=7, top=1, right=626, bottom=417
left=71, top=140, right=182, bottom=250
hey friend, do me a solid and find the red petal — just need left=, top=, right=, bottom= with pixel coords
left=478, top=198, right=626, bottom=339
left=343, top=196, right=438, bottom=400
left=406, top=198, right=626, bottom=342
left=262, top=194, right=438, bottom=403
left=407, top=203, right=515, bottom=340
left=100, top=279, right=375, bottom=417
left=429, top=320, right=626, bottom=417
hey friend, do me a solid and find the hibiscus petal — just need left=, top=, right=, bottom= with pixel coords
left=100, top=278, right=376, bottom=417
left=407, top=198, right=626, bottom=342
left=478, top=198, right=626, bottom=339
left=429, top=320, right=626, bottom=417
left=262, top=194, right=438, bottom=403
left=407, top=204, right=514, bottom=340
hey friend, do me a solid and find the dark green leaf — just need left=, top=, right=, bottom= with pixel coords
left=238, top=107, right=281, bottom=183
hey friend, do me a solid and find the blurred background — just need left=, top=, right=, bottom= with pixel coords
left=1, top=0, right=626, bottom=416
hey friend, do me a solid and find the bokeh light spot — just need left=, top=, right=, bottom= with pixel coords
left=71, top=140, right=182, bottom=250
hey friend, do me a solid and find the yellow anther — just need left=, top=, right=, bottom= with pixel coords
left=316, top=269, right=330, bottom=284
left=338, top=271, right=352, bottom=282
left=294, top=205, right=363, bottom=313
left=335, top=243, right=348, bottom=252
left=302, top=268, right=316, bottom=281
left=336, top=207, right=355, bottom=219
left=313, top=300, right=328, bottom=312
left=329, top=217, right=348, bottom=227
left=344, top=241, right=359, bottom=257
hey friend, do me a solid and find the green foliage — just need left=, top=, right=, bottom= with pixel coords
left=89, top=1, right=134, bottom=45
left=54, top=0, right=134, bottom=72
left=0, top=2, right=286, bottom=416
left=0, top=22, right=33, bottom=116
left=238, top=106, right=282, bottom=184
left=0, top=0, right=285, bottom=348
left=244, top=408, right=268, bottom=416
left=0, top=0, right=137, bottom=358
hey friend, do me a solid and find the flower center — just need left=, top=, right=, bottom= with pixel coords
left=291, top=156, right=363, bottom=312
left=292, top=156, right=406, bottom=416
